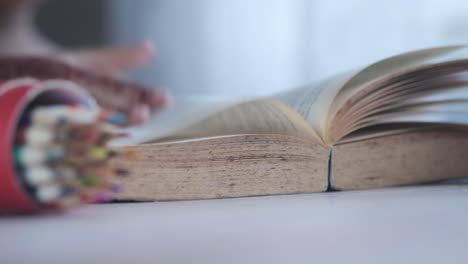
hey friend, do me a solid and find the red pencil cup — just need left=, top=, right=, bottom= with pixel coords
left=0, top=78, right=97, bottom=214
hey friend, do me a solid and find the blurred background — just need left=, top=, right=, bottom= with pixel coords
left=38, top=0, right=468, bottom=96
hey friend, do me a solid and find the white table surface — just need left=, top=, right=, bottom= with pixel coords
left=1, top=184, right=468, bottom=264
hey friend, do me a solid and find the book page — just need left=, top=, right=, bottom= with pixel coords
left=273, top=71, right=357, bottom=140
left=116, top=134, right=329, bottom=201
left=331, top=46, right=466, bottom=112
left=336, top=101, right=468, bottom=142
left=112, top=96, right=246, bottom=145
left=327, top=45, right=468, bottom=143
left=365, top=102, right=468, bottom=127
left=146, top=99, right=322, bottom=144
left=332, top=130, right=468, bottom=191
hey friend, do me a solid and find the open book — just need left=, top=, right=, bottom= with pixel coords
left=114, top=46, right=468, bottom=201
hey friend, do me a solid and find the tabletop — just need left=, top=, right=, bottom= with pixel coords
left=2, top=184, right=468, bottom=264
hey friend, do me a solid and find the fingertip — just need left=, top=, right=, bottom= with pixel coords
left=135, top=40, right=156, bottom=62
left=164, top=92, right=173, bottom=106
left=141, top=39, right=156, bottom=56
left=128, top=105, right=151, bottom=125
left=118, top=41, right=155, bottom=69
left=148, top=89, right=171, bottom=110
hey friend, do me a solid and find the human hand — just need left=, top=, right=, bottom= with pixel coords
left=57, top=40, right=170, bottom=125
left=0, top=48, right=169, bottom=125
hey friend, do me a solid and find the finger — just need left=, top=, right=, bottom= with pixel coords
left=127, top=104, right=151, bottom=125
left=82, top=82, right=169, bottom=125
left=0, top=56, right=169, bottom=125
left=60, top=40, right=155, bottom=77
left=139, top=87, right=171, bottom=110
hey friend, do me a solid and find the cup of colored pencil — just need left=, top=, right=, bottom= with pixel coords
left=0, top=78, right=131, bottom=214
